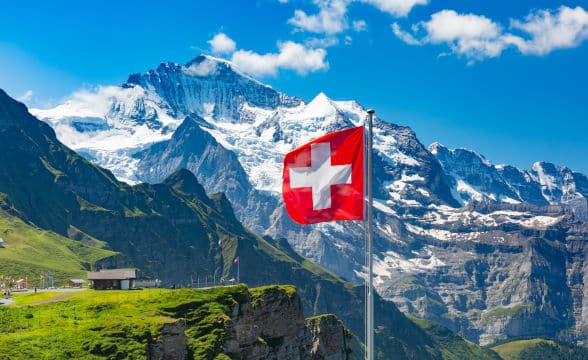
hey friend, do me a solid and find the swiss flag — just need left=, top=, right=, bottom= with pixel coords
left=282, top=126, right=364, bottom=224
left=233, top=257, right=239, bottom=264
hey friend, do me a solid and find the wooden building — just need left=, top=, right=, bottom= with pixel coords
left=87, top=269, right=136, bottom=290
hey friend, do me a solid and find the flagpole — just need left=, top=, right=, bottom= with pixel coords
left=366, top=109, right=375, bottom=360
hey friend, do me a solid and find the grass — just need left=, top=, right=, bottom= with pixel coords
left=0, top=212, right=118, bottom=286
left=249, top=285, right=297, bottom=307
left=491, top=338, right=588, bottom=360
left=408, top=315, right=501, bottom=360
left=481, top=304, right=526, bottom=325
left=0, top=285, right=254, bottom=360
left=492, top=339, right=553, bottom=360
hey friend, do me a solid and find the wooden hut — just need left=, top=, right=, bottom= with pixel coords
left=87, top=269, right=136, bottom=290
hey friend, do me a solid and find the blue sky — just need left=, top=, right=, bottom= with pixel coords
left=1, top=0, right=587, bottom=174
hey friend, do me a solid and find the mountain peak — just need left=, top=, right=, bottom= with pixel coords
left=428, top=142, right=448, bottom=155
left=310, top=92, right=331, bottom=103
left=0, top=88, right=41, bottom=130
left=431, top=144, right=492, bottom=167
left=305, top=92, right=337, bottom=115
left=532, top=161, right=557, bottom=172
left=182, top=55, right=227, bottom=78
left=187, top=54, right=230, bottom=67
left=163, top=168, right=209, bottom=201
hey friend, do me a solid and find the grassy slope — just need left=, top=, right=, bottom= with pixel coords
left=0, top=285, right=279, bottom=360
left=0, top=285, right=504, bottom=360
left=408, top=316, right=501, bottom=360
left=0, top=211, right=117, bottom=285
left=491, top=338, right=588, bottom=360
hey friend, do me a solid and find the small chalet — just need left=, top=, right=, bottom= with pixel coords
left=87, top=269, right=136, bottom=290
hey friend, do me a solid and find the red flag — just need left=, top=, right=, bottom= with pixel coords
left=282, top=126, right=364, bottom=224
left=233, top=257, right=239, bottom=264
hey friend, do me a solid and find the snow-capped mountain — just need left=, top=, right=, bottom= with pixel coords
left=32, top=55, right=301, bottom=183
left=431, top=143, right=588, bottom=221
left=33, top=54, right=588, bottom=345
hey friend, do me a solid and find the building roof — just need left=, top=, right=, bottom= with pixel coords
left=87, top=269, right=136, bottom=280
left=68, top=279, right=86, bottom=283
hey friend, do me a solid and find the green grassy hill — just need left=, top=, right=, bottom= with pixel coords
left=0, top=211, right=118, bottom=285
left=0, top=285, right=266, bottom=359
left=491, top=338, right=588, bottom=360
left=0, top=286, right=501, bottom=360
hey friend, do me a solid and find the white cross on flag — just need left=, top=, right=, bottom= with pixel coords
left=282, top=126, right=364, bottom=224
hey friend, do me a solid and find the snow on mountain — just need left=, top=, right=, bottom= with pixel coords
left=430, top=143, right=588, bottom=220
left=31, top=55, right=301, bottom=183
left=31, top=84, right=178, bottom=182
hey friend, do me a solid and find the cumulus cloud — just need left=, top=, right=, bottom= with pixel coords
left=208, top=33, right=236, bottom=54
left=231, top=41, right=328, bottom=76
left=392, top=6, right=588, bottom=62
left=17, top=90, right=34, bottom=102
left=288, top=0, right=426, bottom=35
left=289, top=0, right=350, bottom=34
left=510, top=6, right=588, bottom=55
left=360, top=0, right=428, bottom=18
left=420, top=10, right=508, bottom=60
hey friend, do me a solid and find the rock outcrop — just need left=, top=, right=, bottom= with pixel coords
left=222, top=286, right=357, bottom=359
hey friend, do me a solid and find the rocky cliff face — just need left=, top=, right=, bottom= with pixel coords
left=223, top=286, right=357, bottom=360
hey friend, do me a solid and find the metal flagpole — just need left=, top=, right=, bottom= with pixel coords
left=366, top=109, right=375, bottom=360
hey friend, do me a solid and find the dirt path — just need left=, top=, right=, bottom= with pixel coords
left=0, top=298, right=14, bottom=306
left=28, top=293, right=71, bottom=305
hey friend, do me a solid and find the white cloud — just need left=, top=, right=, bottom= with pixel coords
left=183, top=58, right=219, bottom=77
left=392, top=6, right=588, bottom=62
left=510, top=6, right=588, bottom=55
left=423, top=10, right=501, bottom=43
left=208, top=33, right=237, bottom=54
left=422, top=10, right=508, bottom=60
left=231, top=41, right=328, bottom=76
left=344, top=35, right=353, bottom=45
left=288, top=0, right=426, bottom=35
left=289, top=0, right=350, bottom=34
left=352, top=19, right=367, bottom=32
left=17, top=90, right=33, bottom=102
left=360, top=0, right=428, bottom=17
